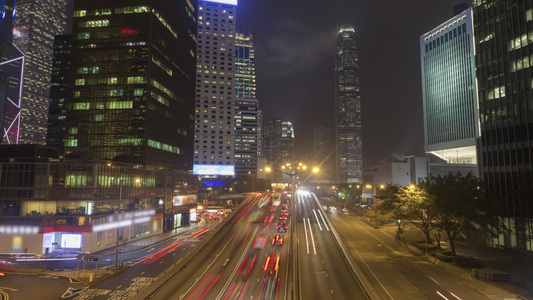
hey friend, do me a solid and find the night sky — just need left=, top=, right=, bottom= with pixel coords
left=237, top=0, right=469, bottom=166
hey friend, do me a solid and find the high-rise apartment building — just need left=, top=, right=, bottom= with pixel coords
left=234, top=31, right=259, bottom=176
left=46, top=34, right=71, bottom=156
left=336, top=26, right=362, bottom=183
left=193, top=0, right=237, bottom=176
left=421, top=8, right=479, bottom=176
left=13, top=0, right=68, bottom=144
left=65, top=1, right=197, bottom=170
left=473, top=0, right=533, bottom=251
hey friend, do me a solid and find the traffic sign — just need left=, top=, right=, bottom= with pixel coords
left=83, top=255, right=99, bottom=262
left=76, top=254, right=82, bottom=260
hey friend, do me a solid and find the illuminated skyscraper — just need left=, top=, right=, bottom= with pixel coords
left=335, top=26, right=362, bottom=183
left=46, top=34, right=71, bottom=156
left=420, top=8, right=479, bottom=176
left=473, top=0, right=533, bottom=250
left=12, top=0, right=68, bottom=144
left=65, top=1, right=197, bottom=170
left=313, top=126, right=334, bottom=182
left=193, top=0, right=237, bottom=176
left=0, top=0, right=16, bottom=143
left=234, top=31, right=258, bottom=176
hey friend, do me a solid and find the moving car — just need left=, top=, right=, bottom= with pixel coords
left=272, top=234, right=284, bottom=246
left=277, top=222, right=287, bottom=233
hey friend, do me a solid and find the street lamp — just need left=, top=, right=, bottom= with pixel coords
left=266, top=164, right=318, bottom=201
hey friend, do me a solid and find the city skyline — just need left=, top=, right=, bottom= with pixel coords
left=237, top=0, right=470, bottom=166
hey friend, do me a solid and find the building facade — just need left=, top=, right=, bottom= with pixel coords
left=46, top=34, right=71, bottom=156
left=193, top=0, right=237, bottom=176
left=0, top=145, right=197, bottom=255
left=234, top=31, right=259, bottom=176
left=65, top=1, right=197, bottom=170
left=421, top=8, right=479, bottom=176
left=335, top=26, right=362, bottom=183
left=0, top=0, right=15, bottom=143
left=12, top=0, right=68, bottom=144
left=473, top=0, right=533, bottom=251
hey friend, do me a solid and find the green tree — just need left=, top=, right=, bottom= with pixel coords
left=377, top=184, right=437, bottom=254
left=420, top=172, right=503, bottom=256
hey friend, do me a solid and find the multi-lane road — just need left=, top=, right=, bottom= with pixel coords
left=326, top=205, right=520, bottom=300
left=295, top=192, right=368, bottom=300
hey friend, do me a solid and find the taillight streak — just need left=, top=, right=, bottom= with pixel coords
left=147, top=242, right=183, bottom=264
left=242, top=228, right=251, bottom=245
left=198, top=273, right=221, bottom=300
left=186, top=273, right=212, bottom=300
left=139, top=242, right=179, bottom=264
left=232, top=228, right=243, bottom=245
left=237, top=257, right=248, bottom=275
left=247, top=256, right=256, bottom=276
left=263, top=256, right=271, bottom=272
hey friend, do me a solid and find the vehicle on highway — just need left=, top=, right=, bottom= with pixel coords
left=279, top=213, right=288, bottom=220
left=280, top=207, right=288, bottom=213
left=277, top=222, right=287, bottom=233
left=330, top=206, right=337, bottom=211
left=253, top=236, right=267, bottom=249
left=342, top=207, right=348, bottom=212
left=271, top=192, right=281, bottom=206
left=271, top=234, right=284, bottom=246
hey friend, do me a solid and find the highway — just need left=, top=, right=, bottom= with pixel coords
left=326, top=207, right=519, bottom=300
left=295, top=192, right=368, bottom=300
left=134, top=192, right=292, bottom=300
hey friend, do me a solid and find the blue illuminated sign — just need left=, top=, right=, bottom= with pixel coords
left=203, top=0, right=237, bottom=5
left=193, top=164, right=235, bottom=176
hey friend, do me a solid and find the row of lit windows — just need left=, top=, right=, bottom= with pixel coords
left=70, top=101, right=134, bottom=110
left=147, top=139, right=181, bottom=154
left=75, top=76, right=147, bottom=86
left=152, top=56, right=173, bottom=76
left=508, top=30, right=533, bottom=51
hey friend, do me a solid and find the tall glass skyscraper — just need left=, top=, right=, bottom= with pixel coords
left=193, top=0, right=237, bottom=176
left=234, top=32, right=258, bottom=176
left=335, top=26, right=362, bottom=183
left=473, top=0, right=533, bottom=251
left=13, top=0, right=68, bottom=144
left=65, top=1, right=197, bottom=170
left=420, top=8, right=479, bottom=175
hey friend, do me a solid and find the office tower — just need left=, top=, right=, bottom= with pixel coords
left=65, top=1, right=197, bottom=170
left=12, top=0, right=68, bottom=144
left=234, top=31, right=258, bottom=176
left=0, top=0, right=15, bottom=142
left=473, top=0, right=533, bottom=251
left=235, top=32, right=256, bottom=99
left=281, top=121, right=295, bottom=167
left=335, top=26, right=362, bottom=183
left=420, top=8, right=479, bottom=176
left=46, top=34, right=71, bottom=156
left=193, top=0, right=237, bottom=176
left=314, top=126, right=334, bottom=182
left=234, top=99, right=258, bottom=176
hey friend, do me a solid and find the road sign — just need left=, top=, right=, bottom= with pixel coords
left=76, top=254, right=82, bottom=260
left=83, top=255, right=99, bottom=262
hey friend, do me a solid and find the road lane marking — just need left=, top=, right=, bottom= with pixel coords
left=436, top=291, right=449, bottom=299
left=317, top=209, right=330, bottom=231
left=450, top=292, right=461, bottom=300
left=312, top=209, right=323, bottom=231
left=304, top=217, right=310, bottom=254
left=307, top=218, right=317, bottom=255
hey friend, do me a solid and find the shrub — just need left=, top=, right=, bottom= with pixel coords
left=433, top=252, right=455, bottom=263
left=412, top=241, right=439, bottom=252
left=455, top=255, right=484, bottom=269
left=438, top=249, right=453, bottom=256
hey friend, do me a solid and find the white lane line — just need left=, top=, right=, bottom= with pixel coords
left=307, top=218, right=317, bottom=255
left=304, top=217, right=310, bottom=254
left=317, top=209, right=330, bottom=231
left=312, top=209, right=323, bottom=231
left=436, top=291, right=449, bottom=299
left=450, top=292, right=461, bottom=300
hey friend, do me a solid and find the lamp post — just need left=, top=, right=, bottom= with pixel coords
left=115, top=179, right=125, bottom=269
left=266, top=163, right=319, bottom=201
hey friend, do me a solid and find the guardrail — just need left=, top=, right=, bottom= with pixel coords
left=130, top=195, right=253, bottom=300
left=312, top=194, right=382, bottom=300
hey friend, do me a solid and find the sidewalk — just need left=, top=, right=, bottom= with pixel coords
left=378, top=222, right=533, bottom=299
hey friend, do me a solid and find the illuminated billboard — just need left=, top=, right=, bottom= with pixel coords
left=193, top=164, right=235, bottom=176
left=61, top=233, right=82, bottom=249
left=202, top=0, right=237, bottom=5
